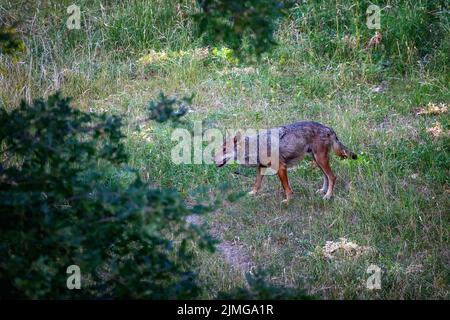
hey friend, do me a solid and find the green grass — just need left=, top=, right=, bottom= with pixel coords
left=90, top=53, right=448, bottom=298
left=1, top=0, right=449, bottom=299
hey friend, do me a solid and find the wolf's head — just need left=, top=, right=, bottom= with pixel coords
left=213, top=131, right=242, bottom=167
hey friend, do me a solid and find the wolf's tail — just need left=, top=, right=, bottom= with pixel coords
left=331, top=132, right=358, bottom=160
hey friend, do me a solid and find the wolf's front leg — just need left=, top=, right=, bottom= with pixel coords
left=249, top=166, right=264, bottom=196
left=277, top=164, right=294, bottom=203
left=316, top=174, right=328, bottom=194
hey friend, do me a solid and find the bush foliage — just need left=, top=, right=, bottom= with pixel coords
left=0, top=93, right=215, bottom=299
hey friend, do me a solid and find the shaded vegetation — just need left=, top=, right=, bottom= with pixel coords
left=0, top=93, right=215, bottom=298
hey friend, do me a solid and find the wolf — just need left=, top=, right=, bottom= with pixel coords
left=213, top=121, right=357, bottom=202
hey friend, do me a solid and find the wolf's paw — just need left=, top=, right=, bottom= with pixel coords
left=248, top=190, right=257, bottom=196
left=316, top=188, right=326, bottom=194
left=281, top=194, right=294, bottom=204
left=322, top=193, right=333, bottom=200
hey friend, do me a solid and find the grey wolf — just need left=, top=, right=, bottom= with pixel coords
left=213, top=121, right=357, bottom=202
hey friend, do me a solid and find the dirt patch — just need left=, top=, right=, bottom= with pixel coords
left=405, top=263, right=424, bottom=274
left=216, top=240, right=254, bottom=275
left=375, top=114, right=419, bottom=134
left=185, top=214, right=204, bottom=226
left=186, top=214, right=254, bottom=275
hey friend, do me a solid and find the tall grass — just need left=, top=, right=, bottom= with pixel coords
left=0, top=0, right=198, bottom=106
left=277, top=1, right=449, bottom=73
left=106, top=0, right=197, bottom=54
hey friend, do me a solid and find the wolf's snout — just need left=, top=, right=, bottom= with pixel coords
left=213, top=155, right=225, bottom=167
left=214, top=155, right=227, bottom=167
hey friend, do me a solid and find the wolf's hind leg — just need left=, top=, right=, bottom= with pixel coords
left=249, top=166, right=264, bottom=196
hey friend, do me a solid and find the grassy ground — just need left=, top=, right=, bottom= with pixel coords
left=1, top=0, right=448, bottom=299
left=120, top=54, right=449, bottom=299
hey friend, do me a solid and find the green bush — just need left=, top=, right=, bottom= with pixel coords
left=0, top=25, right=25, bottom=56
left=0, top=93, right=215, bottom=299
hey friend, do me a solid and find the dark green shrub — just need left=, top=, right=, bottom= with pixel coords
left=0, top=24, right=24, bottom=56
left=0, top=93, right=215, bottom=299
